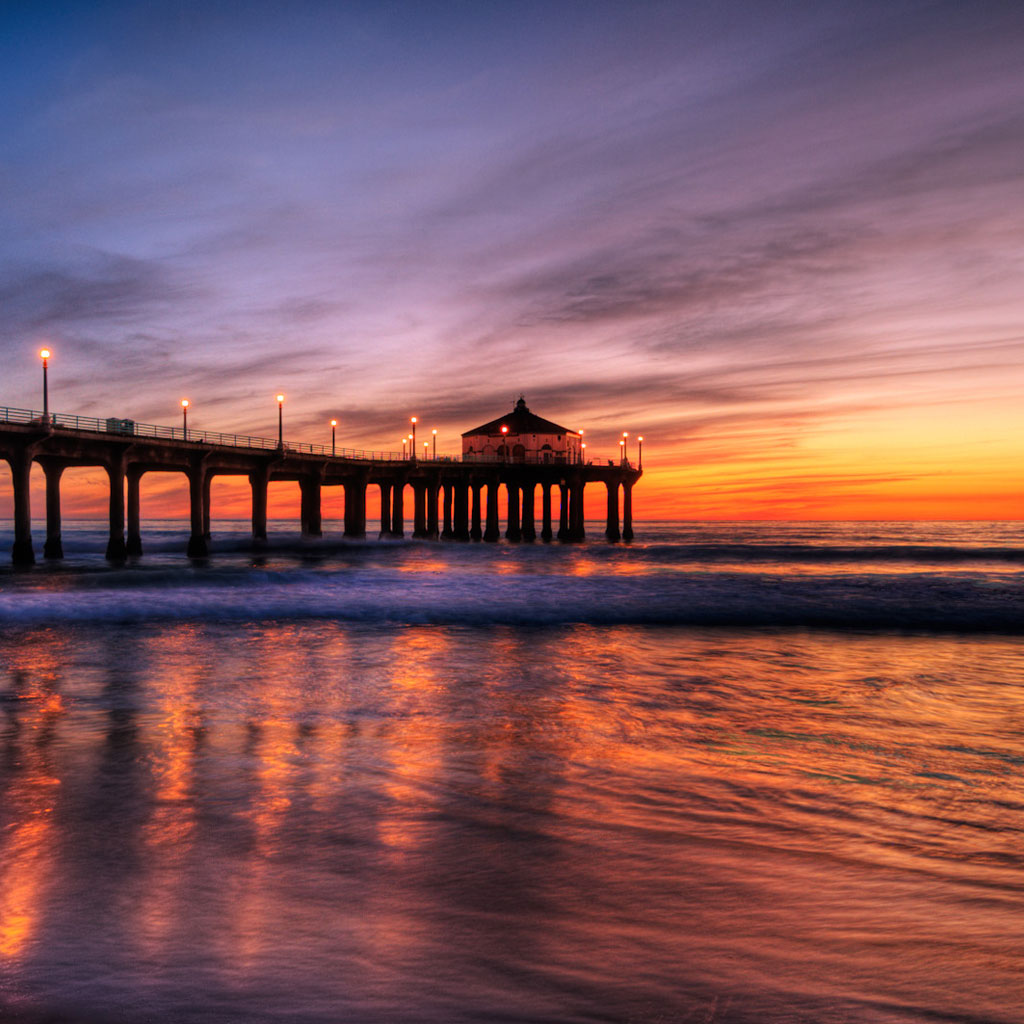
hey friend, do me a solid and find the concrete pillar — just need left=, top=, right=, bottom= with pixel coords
left=391, top=479, right=405, bottom=538
left=623, top=481, right=634, bottom=542
left=541, top=483, right=552, bottom=543
left=442, top=483, right=453, bottom=539
left=413, top=482, right=428, bottom=538
left=484, top=480, right=500, bottom=542
left=557, top=482, right=569, bottom=541
left=426, top=480, right=440, bottom=539
left=250, top=467, right=269, bottom=548
left=344, top=476, right=368, bottom=538
left=605, top=480, right=621, bottom=542
left=378, top=481, right=392, bottom=537
left=105, top=454, right=127, bottom=561
left=187, top=464, right=209, bottom=557
left=566, top=480, right=585, bottom=543
left=126, top=467, right=143, bottom=556
left=9, top=451, right=34, bottom=565
left=43, top=462, right=64, bottom=559
left=470, top=483, right=482, bottom=541
left=521, top=481, right=536, bottom=542
left=202, top=472, right=213, bottom=541
left=575, top=481, right=587, bottom=541
left=505, top=482, right=521, bottom=542
left=453, top=481, right=470, bottom=541
left=300, top=474, right=322, bottom=538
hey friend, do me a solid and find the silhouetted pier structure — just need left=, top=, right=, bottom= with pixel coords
left=1, top=406, right=641, bottom=564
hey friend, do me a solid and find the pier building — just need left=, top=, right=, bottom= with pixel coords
left=0, top=403, right=640, bottom=564
left=462, top=397, right=581, bottom=464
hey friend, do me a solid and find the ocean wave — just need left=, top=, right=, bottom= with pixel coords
left=1, top=569, right=1022, bottom=633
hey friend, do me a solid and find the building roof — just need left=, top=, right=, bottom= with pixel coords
left=462, top=397, right=577, bottom=438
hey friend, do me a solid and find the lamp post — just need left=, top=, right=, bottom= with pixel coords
left=638, top=436, right=643, bottom=470
left=402, top=437, right=408, bottom=459
left=619, top=439, right=625, bottom=464
left=411, top=416, right=417, bottom=461
left=276, top=394, right=284, bottom=448
left=423, top=441, right=428, bottom=460
left=39, top=348, right=51, bottom=420
left=581, top=442, right=587, bottom=464
left=501, top=424, right=508, bottom=463
left=622, top=431, right=629, bottom=464
left=181, top=398, right=189, bottom=439
left=432, top=428, right=437, bottom=460
left=578, top=429, right=584, bottom=465
left=330, top=419, right=337, bottom=456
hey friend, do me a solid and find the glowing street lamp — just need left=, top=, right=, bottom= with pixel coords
left=432, top=428, right=437, bottom=460
left=500, top=424, right=508, bottom=463
left=276, top=394, right=285, bottom=448
left=330, top=418, right=337, bottom=456
left=581, top=441, right=587, bottom=463
left=423, top=441, right=428, bottom=459
left=402, top=437, right=408, bottom=459
left=411, top=416, right=417, bottom=460
left=638, top=436, right=644, bottom=470
left=619, top=439, right=625, bottom=464
left=39, top=348, right=51, bottom=420
left=622, top=431, right=629, bottom=464
left=181, top=398, right=190, bottom=439
left=578, top=429, right=584, bottom=464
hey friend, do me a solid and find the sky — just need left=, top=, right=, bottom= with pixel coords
left=2, top=0, right=1024, bottom=520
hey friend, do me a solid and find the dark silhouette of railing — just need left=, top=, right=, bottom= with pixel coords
left=0, top=405, right=404, bottom=461
left=1, top=405, right=631, bottom=467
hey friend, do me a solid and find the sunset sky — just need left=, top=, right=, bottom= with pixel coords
left=3, top=0, right=1023, bottom=520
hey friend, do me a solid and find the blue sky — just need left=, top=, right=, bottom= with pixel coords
left=3, top=0, right=1024, bottom=515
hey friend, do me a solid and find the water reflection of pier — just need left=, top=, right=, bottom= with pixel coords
left=1, top=409, right=641, bottom=564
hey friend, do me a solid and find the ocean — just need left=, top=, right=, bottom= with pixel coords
left=1, top=520, right=1022, bottom=1023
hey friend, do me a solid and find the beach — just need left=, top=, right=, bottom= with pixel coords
left=1, top=521, right=1022, bottom=1022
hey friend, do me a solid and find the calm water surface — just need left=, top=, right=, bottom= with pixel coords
left=1, top=522, right=1023, bottom=1023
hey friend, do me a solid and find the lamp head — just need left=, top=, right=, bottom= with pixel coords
left=276, top=394, right=285, bottom=404
left=39, top=348, right=51, bottom=361
left=330, top=419, right=337, bottom=427
left=181, top=398, right=189, bottom=409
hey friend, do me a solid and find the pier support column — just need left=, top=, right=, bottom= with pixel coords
left=9, top=451, right=34, bottom=566
left=566, top=481, right=585, bottom=543
left=126, top=467, right=143, bottom=556
left=413, top=482, right=428, bottom=538
left=187, top=463, right=209, bottom=558
left=453, top=482, right=470, bottom=541
left=344, top=475, right=368, bottom=538
left=202, top=472, right=213, bottom=541
left=505, top=483, right=521, bottom=542
left=484, top=481, right=500, bottom=542
left=426, top=480, right=440, bottom=539
left=250, top=467, right=270, bottom=548
left=105, top=454, right=127, bottom=561
left=557, top=482, right=569, bottom=542
left=623, top=482, right=634, bottom=542
left=521, top=481, right=536, bottom=542
left=442, top=483, right=453, bottom=539
left=391, top=479, right=405, bottom=538
left=541, top=483, right=552, bottom=543
left=605, top=481, right=621, bottom=542
left=300, top=474, right=323, bottom=538
left=378, top=482, right=392, bottom=537
left=575, top=481, right=587, bottom=541
left=43, top=462, right=64, bottom=559
left=470, top=483, right=482, bottom=541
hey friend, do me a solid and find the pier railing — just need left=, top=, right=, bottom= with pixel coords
left=0, top=405, right=404, bottom=461
left=1, top=405, right=631, bottom=467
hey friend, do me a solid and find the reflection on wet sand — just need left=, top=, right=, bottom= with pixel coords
left=1, top=623, right=1023, bottom=1022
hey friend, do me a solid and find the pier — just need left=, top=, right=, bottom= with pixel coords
left=0, top=406, right=641, bottom=564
